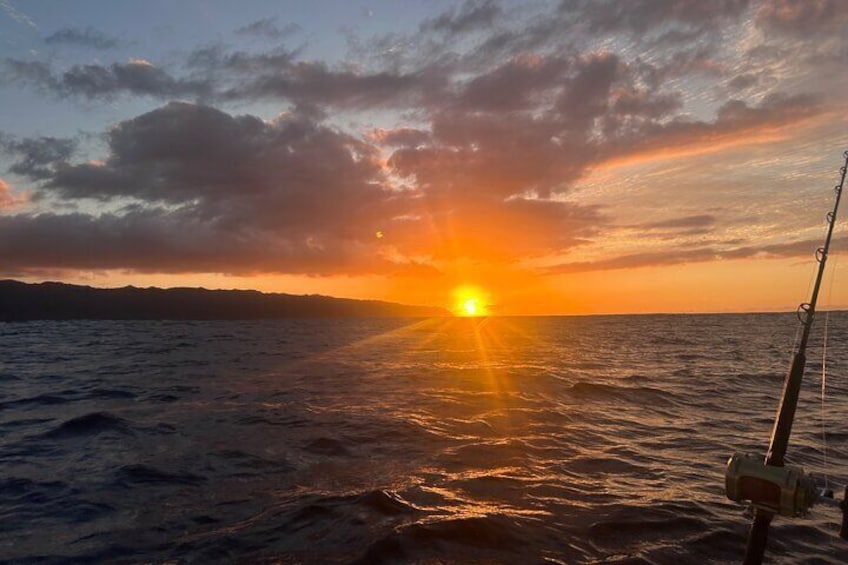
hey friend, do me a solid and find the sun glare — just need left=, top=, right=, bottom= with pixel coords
left=454, top=286, right=489, bottom=317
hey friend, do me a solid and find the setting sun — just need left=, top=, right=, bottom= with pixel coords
left=454, top=286, right=490, bottom=317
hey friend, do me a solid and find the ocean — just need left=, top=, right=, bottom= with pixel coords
left=2, top=314, right=848, bottom=564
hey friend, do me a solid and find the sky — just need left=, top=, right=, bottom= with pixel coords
left=1, top=0, right=848, bottom=315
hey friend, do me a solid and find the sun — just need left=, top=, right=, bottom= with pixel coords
left=453, top=286, right=490, bottom=317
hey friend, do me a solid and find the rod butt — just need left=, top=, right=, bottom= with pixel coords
left=743, top=511, right=773, bottom=565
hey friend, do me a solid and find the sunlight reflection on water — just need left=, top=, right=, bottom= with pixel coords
left=2, top=314, right=848, bottom=563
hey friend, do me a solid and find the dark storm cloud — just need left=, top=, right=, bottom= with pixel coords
left=45, top=27, right=120, bottom=49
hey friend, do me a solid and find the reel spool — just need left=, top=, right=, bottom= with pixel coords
left=726, top=453, right=819, bottom=517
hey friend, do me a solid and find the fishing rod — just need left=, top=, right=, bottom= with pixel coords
left=724, top=150, right=848, bottom=564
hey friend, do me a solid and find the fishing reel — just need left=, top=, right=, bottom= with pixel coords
left=726, top=453, right=848, bottom=537
left=726, top=453, right=818, bottom=516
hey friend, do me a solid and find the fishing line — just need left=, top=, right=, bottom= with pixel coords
left=793, top=257, right=819, bottom=353
left=821, top=310, right=829, bottom=490
left=820, top=230, right=840, bottom=489
left=728, top=151, right=848, bottom=565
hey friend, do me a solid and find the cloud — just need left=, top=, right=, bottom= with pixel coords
left=45, top=27, right=120, bottom=49
left=456, top=53, right=572, bottom=112
left=547, top=236, right=848, bottom=274
left=596, top=93, right=828, bottom=167
left=366, top=127, right=431, bottom=147
left=0, top=135, right=77, bottom=179
left=0, top=177, right=27, bottom=210
left=756, top=0, right=848, bottom=35
left=1, top=100, right=606, bottom=274
left=0, top=1, right=843, bottom=282
left=36, top=102, right=387, bottom=229
left=384, top=194, right=603, bottom=261
left=221, top=60, right=445, bottom=110
left=235, top=17, right=300, bottom=40
left=0, top=0, right=36, bottom=29
left=565, top=0, right=752, bottom=35
left=1, top=1, right=834, bottom=116
left=0, top=209, right=439, bottom=276
left=1, top=58, right=210, bottom=101
left=728, top=73, right=760, bottom=91
left=639, top=215, right=717, bottom=230
left=419, top=0, right=502, bottom=35
left=0, top=103, right=424, bottom=275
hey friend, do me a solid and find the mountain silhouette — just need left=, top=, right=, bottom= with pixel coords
left=0, top=280, right=449, bottom=321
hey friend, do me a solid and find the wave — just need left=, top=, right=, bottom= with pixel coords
left=0, top=477, right=114, bottom=533
left=41, top=412, right=135, bottom=439
left=565, top=381, right=679, bottom=405
left=113, top=464, right=207, bottom=487
left=353, top=514, right=527, bottom=564
left=1, top=393, right=73, bottom=410
left=303, top=437, right=352, bottom=457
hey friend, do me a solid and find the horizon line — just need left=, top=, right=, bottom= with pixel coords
left=4, top=278, right=845, bottom=318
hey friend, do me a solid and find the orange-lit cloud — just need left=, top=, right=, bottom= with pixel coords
left=0, top=178, right=27, bottom=211
left=2, top=0, right=848, bottom=313
left=595, top=100, right=832, bottom=171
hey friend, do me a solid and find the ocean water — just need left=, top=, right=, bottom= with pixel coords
left=2, top=314, right=848, bottom=564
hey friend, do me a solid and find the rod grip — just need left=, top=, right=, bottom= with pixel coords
left=743, top=511, right=773, bottom=565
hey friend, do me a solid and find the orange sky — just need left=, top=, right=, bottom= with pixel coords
left=2, top=1, right=848, bottom=315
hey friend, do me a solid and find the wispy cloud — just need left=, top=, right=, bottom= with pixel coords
left=0, top=0, right=36, bottom=29
left=235, top=17, right=300, bottom=40
left=45, top=27, right=121, bottom=50
left=548, top=236, right=848, bottom=274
